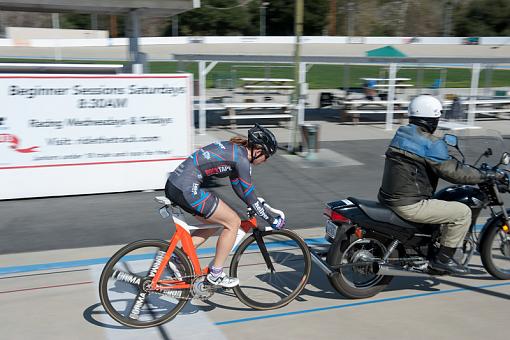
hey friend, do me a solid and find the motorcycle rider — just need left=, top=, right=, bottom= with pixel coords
left=378, top=95, right=504, bottom=274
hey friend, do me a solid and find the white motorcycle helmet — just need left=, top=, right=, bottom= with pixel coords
left=408, top=95, right=442, bottom=118
left=408, top=95, right=442, bottom=133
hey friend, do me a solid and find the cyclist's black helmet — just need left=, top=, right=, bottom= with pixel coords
left=248, top=123, right=278, bottom=158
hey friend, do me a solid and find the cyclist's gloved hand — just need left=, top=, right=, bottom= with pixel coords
left=271, top=216, right=285, bottom=230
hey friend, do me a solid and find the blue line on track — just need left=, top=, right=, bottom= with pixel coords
left=0, top=224, right=486, bottom=275
left=0, top=237, right=329, bottom=275
left=214, top=281, right=510, bottom=326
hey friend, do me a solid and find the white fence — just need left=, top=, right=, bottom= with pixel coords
left=0, top=36, right=509, bottom=48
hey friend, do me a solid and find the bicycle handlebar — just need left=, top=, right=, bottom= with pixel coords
left=257, top=197, right=286, bottom=220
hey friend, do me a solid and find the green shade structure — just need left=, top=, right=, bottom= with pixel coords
left=366, top=46, right=407, bottom=58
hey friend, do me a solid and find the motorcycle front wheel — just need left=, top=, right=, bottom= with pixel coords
left=327, top=236, right=394, bottom=299
left=480, top=226, right=510, bottom=280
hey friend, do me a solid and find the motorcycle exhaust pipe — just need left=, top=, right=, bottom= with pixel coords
left=375, top=263, right=430, bottom=278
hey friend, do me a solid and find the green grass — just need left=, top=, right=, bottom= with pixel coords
left=2, top=58, right=510, bottom=89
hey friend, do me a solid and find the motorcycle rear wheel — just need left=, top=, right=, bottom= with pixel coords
left=327, top=237, right=394, bottom=299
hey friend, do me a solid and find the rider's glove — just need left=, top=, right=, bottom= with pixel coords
left=484, top=169, right=506, bottom=181
left=271, top=216, right=286, bottom=230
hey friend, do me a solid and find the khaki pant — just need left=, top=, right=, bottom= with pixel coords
left=390, top=199, right=471, bottom=248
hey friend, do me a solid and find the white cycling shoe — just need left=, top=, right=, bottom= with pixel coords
left=206, top=272, right=240, bottom=288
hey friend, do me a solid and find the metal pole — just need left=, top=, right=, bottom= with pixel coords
left=259, top=2, right=269, bottom=36
left=52, top=13, right=61, bottom=61
left=484, top=65, right=493, bottom=96
left=52, top=13, right=60, bottom=29
left=127, top=9, right=142, bottom=73
left=0, top=12, right=4, bottom=38
left=347, top=1, right=354, bottom=37
left=298, top=62, right=306, bottom=125
left=443, top=0, right=453, bottom=37
left=289, top=0, right=304, bottom=153
left=199, top=61, right=206, bottom=135
left=386, top=63, right=397, bottom=131
left=343, top=63, right=350, bottom=93
left=172, top=15, right=179, bottom=36
left=91, top=14, right=98, bottom=30
left=468, top=63, right=481, bottom=126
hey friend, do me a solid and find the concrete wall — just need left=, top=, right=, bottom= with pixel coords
left=6, top=27, right=108, bottom=39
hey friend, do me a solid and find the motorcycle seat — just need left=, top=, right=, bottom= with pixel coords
left=348, top=197, right=426, bottom=230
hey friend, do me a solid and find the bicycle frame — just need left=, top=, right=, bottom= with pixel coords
left=150, top=215, right=258, bottom=291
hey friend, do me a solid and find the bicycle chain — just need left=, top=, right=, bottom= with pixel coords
left=149, top=274, right=219, bottom=301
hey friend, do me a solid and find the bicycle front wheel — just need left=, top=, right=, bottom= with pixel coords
left=99, top=239, right=193, bottom=328
left=230, top=229, right=311, bottom=310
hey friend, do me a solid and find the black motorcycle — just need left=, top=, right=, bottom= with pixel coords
left=310, top=131, right=510, bottom=299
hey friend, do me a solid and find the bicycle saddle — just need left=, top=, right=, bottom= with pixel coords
left=154, top=196, right=172, bottom=206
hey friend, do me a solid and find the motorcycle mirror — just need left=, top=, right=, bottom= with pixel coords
left=500, top=152, right=510, bottom=166
left=443, top=134, right=458, bottom=147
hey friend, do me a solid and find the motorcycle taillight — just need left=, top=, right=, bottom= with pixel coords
left=324, top=207, right=351, bottom=223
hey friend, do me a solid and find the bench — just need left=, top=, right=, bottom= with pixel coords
left=221, top=103, right=292, bottom=127
left=443, top=98, right=510, bottom=119
left=438, top=121, right=481, bottom=130
left=340, top=98, right=510, bottom=124
left=239, top=77, right=295, bottom=94
left=243, top=85, right=295, bottom=90
left=341, top=100, right=410, bottom=124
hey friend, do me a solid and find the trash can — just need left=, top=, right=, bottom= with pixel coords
left=300, top=123, right=320, bottom=156
left=319, top=92, right=333, bottom=108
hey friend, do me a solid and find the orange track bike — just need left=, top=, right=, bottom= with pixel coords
left=99, top=196, right=311, bottom=328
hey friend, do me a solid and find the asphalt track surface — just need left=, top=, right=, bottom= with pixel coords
left=1, top=231, right=510, bottom=340
left=0, top=138, right=387, bottom=254
left=2, top=125, right=510, bottom=339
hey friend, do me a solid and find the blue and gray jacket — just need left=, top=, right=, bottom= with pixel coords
left=378, top=124, right=485, bottom=207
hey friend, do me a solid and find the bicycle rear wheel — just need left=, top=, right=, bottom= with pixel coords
left=230, top=229, right=311, bottom=310
left=99, top=239, right=193, bottom=328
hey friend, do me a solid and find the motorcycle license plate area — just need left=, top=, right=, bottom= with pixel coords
left=326, top=220, right=338, bottom=239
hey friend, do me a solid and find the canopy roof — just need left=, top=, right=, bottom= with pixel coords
left=0, top=0, right=199, bottom=16
left=366, top=45, right=408, bottom=58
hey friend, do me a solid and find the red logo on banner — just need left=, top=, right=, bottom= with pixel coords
left=0, top=134, right=39, bottom=153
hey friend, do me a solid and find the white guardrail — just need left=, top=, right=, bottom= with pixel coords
left=0, top=36, right=509, bottom=48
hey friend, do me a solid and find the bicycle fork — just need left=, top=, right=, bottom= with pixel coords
left=253, top=229, right=276, bottom=273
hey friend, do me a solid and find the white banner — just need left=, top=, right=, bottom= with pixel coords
left=0, top=74, right=193, bottom=199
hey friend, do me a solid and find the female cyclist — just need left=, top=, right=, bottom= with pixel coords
left=164, top=124, right=285, bottom=288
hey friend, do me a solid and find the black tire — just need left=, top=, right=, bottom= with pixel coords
left=230, top=229, right=311, bottom=310
left=99, top=239, right=193, bottom=328
left=327, top=236, right=394, bottom=299
left=480, top=226, right=510, bottom=280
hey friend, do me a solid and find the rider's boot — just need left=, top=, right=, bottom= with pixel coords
left=206, top=266, right=239, bottom=288
left=429, top=246, right=469, bottom=275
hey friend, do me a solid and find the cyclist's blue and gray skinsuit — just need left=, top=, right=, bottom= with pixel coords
left=165, top=141, right=276, bottom=224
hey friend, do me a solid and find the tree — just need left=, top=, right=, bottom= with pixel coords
left=169, top=0, right=329, bottom=36
left=256, top=0, right=328, bottom=36
left=454, top=0, right=510, bottom=36
left=168, top=0, right=251, bottom=36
